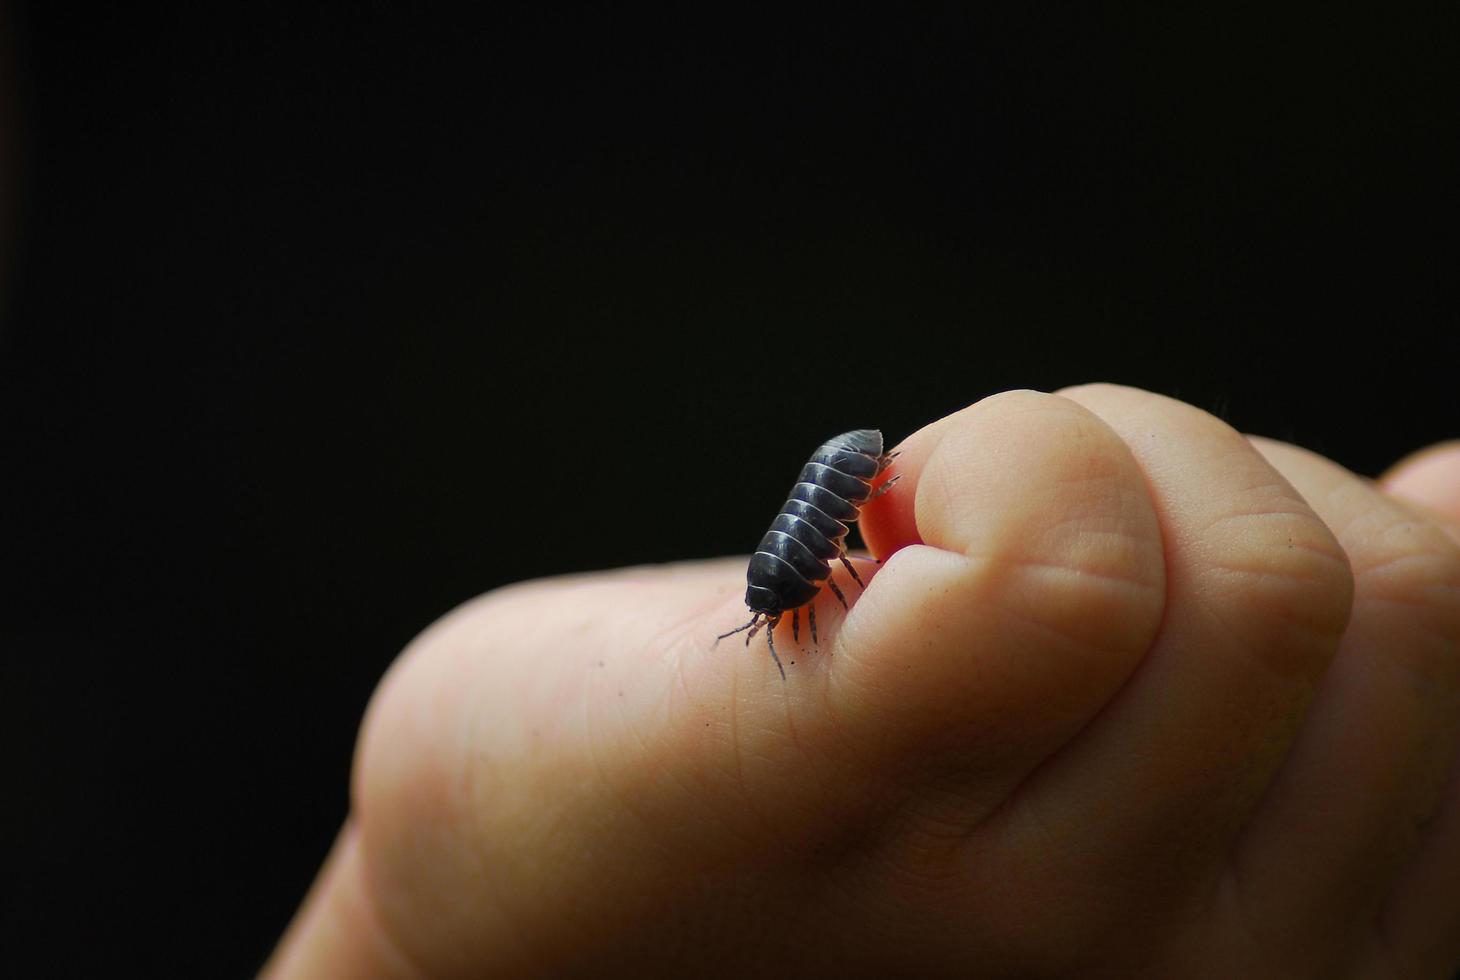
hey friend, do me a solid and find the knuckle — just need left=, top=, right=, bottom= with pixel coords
left=957, top=408, right=1166, bottom=671
left=1348, top=507, right=1460, bottom=689
left=1199, top=486, right=1355, bottom=678
left=1054, top=381, right=1144, bottom=404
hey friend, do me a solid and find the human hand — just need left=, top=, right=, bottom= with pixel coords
left=266, top=386, right=1460, bottom=978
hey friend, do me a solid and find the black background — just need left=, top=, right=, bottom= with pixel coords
left=3, top=6, right=1456, bottom=976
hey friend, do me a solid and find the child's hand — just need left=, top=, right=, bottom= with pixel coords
left=267, top=386, right=1460, bottom=978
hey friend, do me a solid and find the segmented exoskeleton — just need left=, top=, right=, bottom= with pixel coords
left=716, top=429, right=900, bottom=679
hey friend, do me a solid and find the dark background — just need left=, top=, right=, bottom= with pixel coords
left=2, top=6, right=1455, bottom=976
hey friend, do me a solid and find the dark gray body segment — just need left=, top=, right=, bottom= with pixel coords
left=717, top=429, right=899, bottom=680
left=746, top=428, right=889, bottom=615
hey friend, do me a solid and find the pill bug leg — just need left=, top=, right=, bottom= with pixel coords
left=868, top=473, right=902, bottom=501
left=826, top=577, right=848, bottom=609
left=745, top=617, right=765, bottom=647
left=838, top=554, right=866, bottom=588
left=809, top=603, right=817, bottom=645
left=763, top=615, right=787, bottom=681
left=792, top=608, right=800, bottom=644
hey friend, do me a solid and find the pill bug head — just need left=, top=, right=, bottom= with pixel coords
left=745, top=583, right=783, bottom=615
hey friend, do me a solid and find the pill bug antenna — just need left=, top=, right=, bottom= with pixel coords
left=714, top=614, right=760, bottom=646
left=715, top=613, right=787, bottom=682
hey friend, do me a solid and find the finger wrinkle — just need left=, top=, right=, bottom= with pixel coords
left=1196, top=570, right=1351, bottom=684
left=1007, top=555, right=1164, bottom=601
left=1354, top=549, right=1460, bottom=605
left=1200, top=498, right=1347, bottom=548
left=992, top=593, right=1152, bottom=667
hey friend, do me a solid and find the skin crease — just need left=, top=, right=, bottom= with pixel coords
left=265, top=386, right=1460, bottom=979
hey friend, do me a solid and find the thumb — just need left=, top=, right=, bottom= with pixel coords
left=830, top=390, right=1167, bottom=823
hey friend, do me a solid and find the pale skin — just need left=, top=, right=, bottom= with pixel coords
left=265, top=385, right=1460, bottom=978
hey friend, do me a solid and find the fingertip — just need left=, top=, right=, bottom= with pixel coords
left=905, top=389, right=1151, bottom=559
left=858, top=409, right=960, bottom=559
left=859, top=390, right=1054, bottom=560
left=858, top=454, right=918, bottom=558
left=1380, top=441, right=1460, bottom=525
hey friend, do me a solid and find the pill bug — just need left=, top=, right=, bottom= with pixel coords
left=716, top=429, right=900, bottom=679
